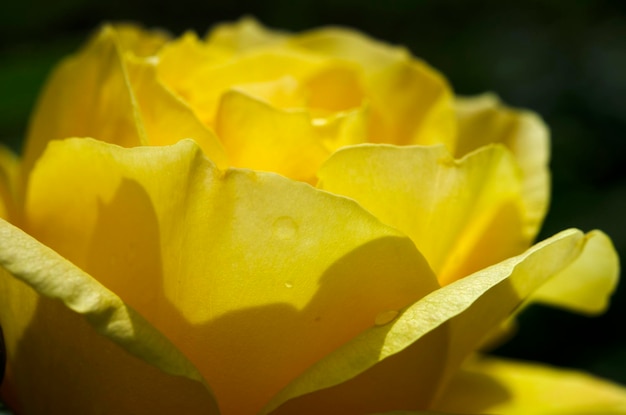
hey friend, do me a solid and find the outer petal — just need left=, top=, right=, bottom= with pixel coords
left=532, top=230, right=619, bottom=314
left=0, top=219, right=218, bottom=414
left=24, top=138, right=438, bottom=415
left=289, top=28, right=456, bottom=149
left=318, top=144, right=528, bottom=285
left=205, top=17, right=288, bottom=53
left=455, top=93, right=550, bottom=240
left=433, top=356, right=626, bottom=414
left=23, top=25, right=228, bottom=178
left=22, top=25, right=146, bottom=178
left=113, top=23, right=170, bottom=56
left=263, top=229, right=614, bottom=414
left=0, top=146, right=18, bottom=221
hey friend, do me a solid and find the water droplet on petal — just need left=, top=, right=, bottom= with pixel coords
left=375, top=310, right=399, bottom=326
left=273, top=216, right=298, bottom=240
left=284, top=281, right=294, bottom=289
left=145, top=56, right=160, bottom=66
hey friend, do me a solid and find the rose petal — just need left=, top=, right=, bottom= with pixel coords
left=289, top=28, right=456, bottom=149
left=232, top=76, right=308, bottom=109
left=304, top=62, right=365, bottom=113
left=366, top=57, right=456, bottom=149
left=0, top=219, right=219, bottom=414
left=157, top=30, right=230, bottom=86
left=113, top=23, right=170, bottom=57
left=264, top=228, right=615, bottom=414
left=532, top=230, right=619, bottom=314
left=455, top=93, right=550, bottom=240
left=22, top=25, right=146, bottom=177
left=159, top=45, right=323, bottom=126
left=124, top=55, right=228, bottom=168
left=433, top=356, right=626, bottom=414
left=24, top=138, right=438, bottom=414
left=205, top=17, right=288, bottom=52
left=0, top=146, right=18, bottom=221
left=290, top=26, right=410, bottom=71
left=215, top=89, right=352, bottom=182
left=318, top=143, right=528, bottom=285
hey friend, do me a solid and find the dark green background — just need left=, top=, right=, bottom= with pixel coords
left=1, top=0, right=624, bottom=393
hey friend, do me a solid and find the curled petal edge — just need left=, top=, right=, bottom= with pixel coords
left=0, top=218, right=215, bottom=396
left=263, top=228, right=617, bottom=413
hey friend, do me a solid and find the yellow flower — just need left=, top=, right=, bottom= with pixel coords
left=0, top=19, right=623, bottom=415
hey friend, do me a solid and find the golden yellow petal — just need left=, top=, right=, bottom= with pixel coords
left=264, top=229, right=612, bottom=414
left=290, top=26, right=408, bottom=71
left=433, top=356, right=626, bottom=415
left=0, top=146, right=19, bottom=222
left=157, top=30, right=230, bottom=89
left=455, top=93, right=550, bottom=240
left=205, top=16, right=288, bottom=53
left=159, top=46, right=323, bottom=127
left=304, top=61, right=364, bottom=113
left=366, top=58, right=456, bottom=149
left=289, top=28, right=456, bottom=149
left=215, top=89, right=330, bottom=182
left=0, top=219, right=218, bottom=414
left=24, top=138, right=437, bottom=415
left=112, top=23, right=171, bottom=57
left=532, top=230, right=619, bottom=314
left=22, top=25, right=146, bottom=178
left=124, top=55, right=228, bottom=168
left=318, top=143, right=528, bottom=285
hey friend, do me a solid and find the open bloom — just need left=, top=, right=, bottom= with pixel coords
left=0, top=19, right=624, bottom=415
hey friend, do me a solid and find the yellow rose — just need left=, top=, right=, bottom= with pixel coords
left=0, top=18, right=623, bottom=415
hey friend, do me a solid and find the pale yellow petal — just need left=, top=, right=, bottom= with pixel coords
left=318, top=144, right=528, bottom=285
left=434, top=356, right=626, bottom=415
left=455, top=93, right=550, bottom=240
left=532, top=230, right=619, bottom=314
left=113, top=23, right=171, bottom=57
left=264, top=229, right=611, bottom=414
left=0, top=146, right=19, bottom=221
left=23, top=23, right=228, bottom=176
left=22, top=25, right=146, bottom=178
left=0, top=219, right=218, bottom=414
left=206, top=16, right=288, bottom=53
left=289, top=26, right=409, bottom=71
left=215, top=90, right=331, bottom=182
left=24, top=138, right=438, bottom=415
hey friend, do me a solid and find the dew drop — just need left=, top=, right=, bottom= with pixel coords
left=375, top=310, right=399, bottom=326
left=273, top=216, right=298, bottom=240
left=145, top=55, right=160, bottom=66
left=284, top=281, right=294, bottom=289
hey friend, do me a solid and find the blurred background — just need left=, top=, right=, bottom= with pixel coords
left=0, top=0, right=624, bottom=394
